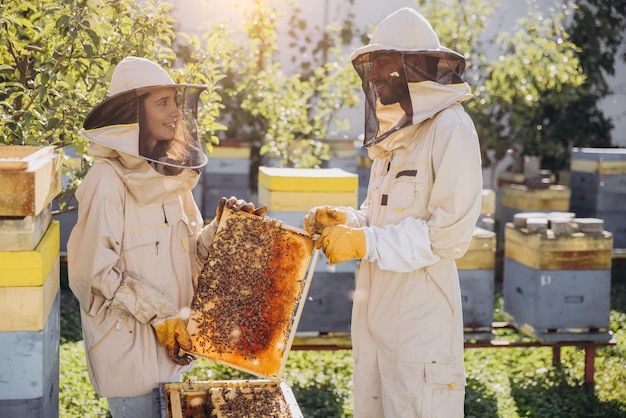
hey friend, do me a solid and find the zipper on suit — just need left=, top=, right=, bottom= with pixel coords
left=88, top=316, right=125, bottom=356
left=425, top=269, right=454, bottom=314
left=155, top=241, right=160, bottom=255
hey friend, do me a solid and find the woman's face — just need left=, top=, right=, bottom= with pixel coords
left=142, top=87, right=180, bottom=143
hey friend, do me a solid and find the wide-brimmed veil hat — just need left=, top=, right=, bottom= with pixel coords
left=351, top=8, right=469, bottom=147
left=82, top=56, right=208, bottom=171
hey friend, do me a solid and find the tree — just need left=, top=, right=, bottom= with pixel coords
left=416, top=0, right=591, bottom=174
left=213, top=0, right=361, bottom=167
left=1, top=0, right=363, bottom=203
left=0, top=0, right=226, bottom=208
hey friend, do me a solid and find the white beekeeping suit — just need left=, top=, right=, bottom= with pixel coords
left=304, top=8, right=483, bottom=417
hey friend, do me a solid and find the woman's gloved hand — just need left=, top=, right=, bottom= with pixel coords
left=303, top=205, right=348, bottom=235
left=215, top=196, right=267, bottom=223
left=109, top=273, right=196, bottom=365
left=152, top=318, right=196, bottom=366
left=316, top=224, right=366, bottom=264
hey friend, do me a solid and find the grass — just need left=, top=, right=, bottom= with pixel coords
left=59, top=266, right=626, bottom=417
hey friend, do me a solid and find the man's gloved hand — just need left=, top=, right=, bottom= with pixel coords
left=303, top=206, right=348, bottom=235
left=315, top=224, right=366, bottom=264
left=153, top=318, right=195, bottom=366
left=215, top=196, right=267, bottom=223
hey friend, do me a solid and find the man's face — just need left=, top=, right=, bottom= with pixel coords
left=366, top=52, right=410, bottom=106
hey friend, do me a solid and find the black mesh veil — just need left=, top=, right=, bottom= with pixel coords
left=353, top=50, right=467, bottom=147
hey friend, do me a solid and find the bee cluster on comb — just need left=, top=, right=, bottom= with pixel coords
left=187, top=209, right=315, bottom=377
left=162, top=380, right=298, bottom=418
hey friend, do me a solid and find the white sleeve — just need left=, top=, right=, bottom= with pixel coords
left=362, top=217, right=440, bottom=273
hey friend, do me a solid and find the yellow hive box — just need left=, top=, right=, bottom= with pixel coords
left=0, top=220, right=60, bottom=287
left=481, top=189, right=496, bottom=215
left=258, top=187, right=358, bottom=212
left=570, top=159, right=626, bottom=174
left=328, top=139, right=358, bottom=159
left=501, top=184, right=570, bottom=211
left=0, top=146, right=61, bottom=216
left=456, top=227, right=496, bottom=270
left=209, top=146, right=251, bottom=158
left=258, top=167, right=358, bottom=211
left=504, top=223, right=613, bottom=270
left=258, top=167, right=358, bottom=192
left=0, top=255, right=59, bottom=332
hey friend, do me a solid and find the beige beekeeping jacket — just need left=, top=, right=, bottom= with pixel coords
left=67, top=143, right=215, bottom=397
left=344, top=8, right=483, bottom=417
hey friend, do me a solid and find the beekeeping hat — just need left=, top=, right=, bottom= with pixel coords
left=351, top=8, right=468, bottom=147
left=82, top=56, right=208, bottom=172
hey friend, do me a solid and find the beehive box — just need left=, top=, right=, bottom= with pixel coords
left=569, top=148, right=626, bottom=248
left=0, top=204, right=52, bottom=251
left=477, top=189, right=495, bottom=231
left=161, top=380, right=302, bottom=418
left=204, top=146, right=251, bottom=174
left=296, top=271, right=354, bottom=334
left=258, top=167, right=358, bottom=212
left=498, top=184, right=571, bottom=249
left=0, top=220, right=60, bottom=288
left=0, top=146, right=61, bottom=216
left=570, top=147, right=626, bottom=174
left=503, top=216, right=613, bottom=342
left=201, top=146, right=251, bottom=219
left=0, top=255, right=60, bottom=332
left=569, top=171, right=626, bottom=212
left=0, top=292, right=59, bottom=401
left=457, top=228, right=496, bottom=339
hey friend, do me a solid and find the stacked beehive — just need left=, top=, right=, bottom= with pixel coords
left=477, top=189, right=496, bottom=232
left=201, top=145, right=251, bottom=220
left=457, top=227, right=496, bottom=341
left=498, top=183, right=570, bottom=249
left=0, top=146, right=61, bottom=417
left=503, top=212, right=613, bottom=342
left=257, top=166, right=358, bottom=334
left=325, top=139, right=358, bottom=174
left=569, top=147, right=626, bottom=248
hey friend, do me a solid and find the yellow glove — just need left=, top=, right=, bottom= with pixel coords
left=303, top=206, right=348, bottom=235
left=316, top=224, right=366, bottom=264
left=153, top=318, right=195, bottom=366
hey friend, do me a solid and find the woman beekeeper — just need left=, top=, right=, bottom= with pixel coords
left=67, top=56, right=260, bottom=417
left=303, top=8, right=483, bottom=417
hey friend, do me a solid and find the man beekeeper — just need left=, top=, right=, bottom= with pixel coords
left=304, top=8, right=482, bottom=417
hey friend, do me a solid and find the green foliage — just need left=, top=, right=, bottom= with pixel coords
left=415, top=0, right=624, bottom=173
left=0, top=0, right=226, bottom=208
left=58, top=278, right=626, bottom=417
left=0, top=0, right=178, bottom=147
left=214, top=0, right=360, bottom=169
left=1, top=0, right=362, bottom=207
left=60, top=341, right=111, bottom=418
